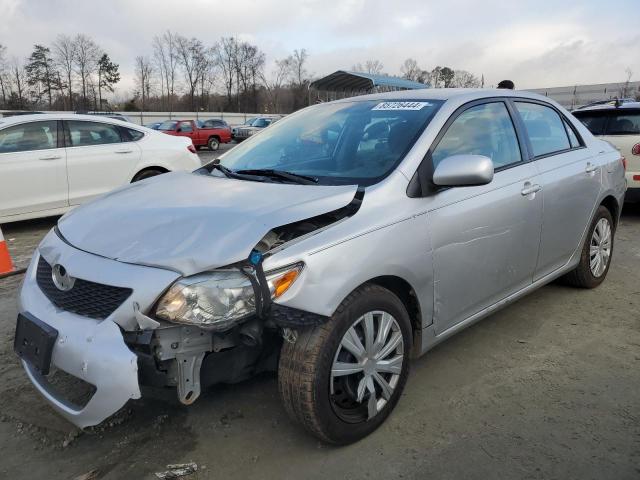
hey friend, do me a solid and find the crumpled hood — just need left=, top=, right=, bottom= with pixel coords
left=58, top=172, right=357, bottom=276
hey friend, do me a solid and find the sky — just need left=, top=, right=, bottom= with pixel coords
left=1, top=0, right=639, bottom=97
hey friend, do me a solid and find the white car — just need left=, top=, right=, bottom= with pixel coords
left=0, top=114, right=201, bottom=223
left=573, top=102, right=640, bottom=202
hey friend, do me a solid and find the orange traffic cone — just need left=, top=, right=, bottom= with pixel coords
left=0, top=227, right=16, bottom=275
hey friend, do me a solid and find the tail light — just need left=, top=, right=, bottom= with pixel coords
left=621, top=156, right=627, bottom=171
left=632, top=143, right=640, bottom=156
left=187, top=145, right=197, bottom=154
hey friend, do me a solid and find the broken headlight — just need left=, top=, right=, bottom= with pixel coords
left=154, top=263, right=304, bottom=330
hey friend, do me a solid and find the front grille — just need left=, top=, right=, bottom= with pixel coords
left=36, top=256, right=132, bottom=320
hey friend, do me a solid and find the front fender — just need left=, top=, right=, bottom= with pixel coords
left=271, top=213, right=434, bottom=329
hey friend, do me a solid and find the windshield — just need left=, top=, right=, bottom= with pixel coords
left=251, top=118, right=271, bottom=128
left=220, top=99, right=443, bottom=186
left=158, top=121, right=178, bottom=131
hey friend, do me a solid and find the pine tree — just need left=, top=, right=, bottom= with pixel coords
left=97, top=53, right=120, bottom=110
left=25, top=44, right=58, bottom=108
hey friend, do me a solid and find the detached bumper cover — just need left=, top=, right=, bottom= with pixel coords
left=21, top=318, right=140, bottom=429
left=16, top=230, right=179, bottom=428
left=19, top=252, right=140, bottom=428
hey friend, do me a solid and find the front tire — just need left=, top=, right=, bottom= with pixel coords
left=278, top=284, right=412, bottom=444
left=208, top=137, right=220, bottom=151
left=562, top=205, right=614, bottom=288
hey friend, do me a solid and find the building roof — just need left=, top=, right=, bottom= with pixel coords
left=310, top=70, right=428, bottom=92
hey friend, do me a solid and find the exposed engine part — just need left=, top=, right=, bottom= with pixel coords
left=175, top=351, right=205, bottom=404
left=255, top=189, right=364, bottom=253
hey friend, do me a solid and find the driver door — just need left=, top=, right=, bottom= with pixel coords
left=425, top=100, right=543, bottom=335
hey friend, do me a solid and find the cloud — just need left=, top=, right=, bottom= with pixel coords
left=0, top=0, right=638, bottom=94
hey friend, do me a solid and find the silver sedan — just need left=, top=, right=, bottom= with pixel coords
left=15, top=89, right=626, bottom=444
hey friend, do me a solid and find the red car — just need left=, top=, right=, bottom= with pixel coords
left=158, top=119, right=232, bottom=151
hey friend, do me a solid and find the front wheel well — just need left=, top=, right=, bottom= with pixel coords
left=365, top=276, right=423, bottom=335
left=600, top=195, right=620, bottom=228
left=208, top=135, right=220, bottom=141
left=131, top=166, right=169, bottom=182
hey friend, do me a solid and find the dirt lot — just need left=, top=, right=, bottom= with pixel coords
left=0, top=189, right=638, bottom=479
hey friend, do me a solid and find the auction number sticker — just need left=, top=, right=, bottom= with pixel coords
left=372, top=101, right=431, bottom=111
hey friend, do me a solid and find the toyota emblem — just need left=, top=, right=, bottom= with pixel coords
left=52, top=264, right=75, bottom=292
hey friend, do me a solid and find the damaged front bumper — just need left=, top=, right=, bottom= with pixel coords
left=17, top=230, right=180, bottom=428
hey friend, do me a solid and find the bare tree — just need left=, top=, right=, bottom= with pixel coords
left=175, top=35, right=207, bottom=111
left=9, top=58, right=27, bottom=109
left=73, top=34, right=100, bottom=109
left=352, top=60, right=384, bottom=75
left=287, top=48, right=310, bottom=109
left=0, top=44, right=8, bottom=106
left=135, top=56, right=153, bottom=111
left=261, top=57, right=290, bottom=112
left=451, top=70, right=481, bottom=88
left=153, top=31, right=179, bottom=113
left=620, top=68, right=633, bottom=98
left=215, top=37, right=239, bottom=109
left=400, top=58, right=429, bottom=84
left=53, top=34, right=76, bottom=110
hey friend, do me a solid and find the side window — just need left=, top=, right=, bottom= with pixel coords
left=563, top=119, right=581, bottom=148
left=179, top=121, right=193, bottom=133
left=432, top=102, right=522, bottom=169
left=606, top=112, right=640, bottom=135
left=515, top=102, right=570, bottom=157
left=124, top=128, right=145, bottom=141
left=0, top=121, right=58, bottom=153
left=68, top=121, right=122, bottom=147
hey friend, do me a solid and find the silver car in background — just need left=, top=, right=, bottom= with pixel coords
left=14, top=89, right=626, bottom=444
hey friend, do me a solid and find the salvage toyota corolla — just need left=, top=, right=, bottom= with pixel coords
left=14, top=89, right=626, bottom=444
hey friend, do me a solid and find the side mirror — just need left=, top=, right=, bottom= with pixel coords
left=433, top=154, right=494, bottom=187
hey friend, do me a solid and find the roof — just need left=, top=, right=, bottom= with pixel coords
left=573, top=101, right=640, bottom=112
left=310, top=70, right=428, bottom=92
left=324, top=87, right=556, bottom=105
left=0, top=113, right=136, bottom=127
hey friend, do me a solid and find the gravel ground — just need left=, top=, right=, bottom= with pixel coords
left=0, top=176, right=638, bottom=479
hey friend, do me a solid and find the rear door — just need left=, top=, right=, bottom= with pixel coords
left=64, top=120, right=142, bottom=205
left=0, top=120, right=68, bottom=218
left=428, top=100, right=543, bottom=334
left=513, top=101, right=602, bottom=280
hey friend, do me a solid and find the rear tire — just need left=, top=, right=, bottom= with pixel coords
left=562, top=205, right=614, bottom=288
left=132, top=169, right=165, bottom=182
left=208, top=137, right=220, bottom=151
left=278, top=284, right=412, bottom=444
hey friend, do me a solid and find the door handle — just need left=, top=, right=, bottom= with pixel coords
left=585, top=163, right=597, bottom=174
left=39, top=155, right=62, bottom=161
left=521, top=183, right=542, bottom=196
left=115, top=150, right=133, bottom=154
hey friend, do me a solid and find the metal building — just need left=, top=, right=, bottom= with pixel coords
left=310, top=70, right=429, bottom=102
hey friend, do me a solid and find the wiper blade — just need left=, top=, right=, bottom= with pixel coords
left=235, top=169, right=319, bottom=185
left=203, top=159, right=265, bottom=182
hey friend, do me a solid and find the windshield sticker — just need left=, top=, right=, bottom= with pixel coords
left=372, top=101, right=432, bottom=111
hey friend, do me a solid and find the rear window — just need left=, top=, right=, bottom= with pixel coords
left=158, top=121, right=178, bottom=131
left=572, top=111, right=608, bottom=135
left=606, top=112, right=640, bottom=135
